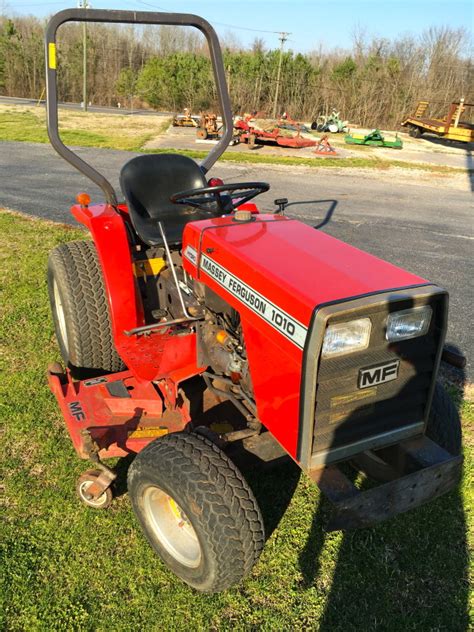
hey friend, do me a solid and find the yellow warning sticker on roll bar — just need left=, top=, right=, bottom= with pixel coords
left=48, top=43, right=56, bottom=70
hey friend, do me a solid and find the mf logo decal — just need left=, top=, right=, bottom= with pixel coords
left=200, top=254, right=307, bottom=349
left=183, top=245, right=198, bottom=266
left=68, top=401, right=86, bottom=421
left=358, top=360, right=400, bottom=389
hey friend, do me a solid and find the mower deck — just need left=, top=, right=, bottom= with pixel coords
left=344, top=129, right=403, bottom=149
left=47, top=365, right=188, bottom=459
left=48, top=365, right=461, bottom=532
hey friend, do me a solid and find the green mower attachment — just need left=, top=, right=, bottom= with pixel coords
left=345, top=128, right=403, bottom=149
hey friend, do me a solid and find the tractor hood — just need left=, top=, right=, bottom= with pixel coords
left=183, top=213, right=431, bottom=459
left=183, top=214, right=426, bottom=353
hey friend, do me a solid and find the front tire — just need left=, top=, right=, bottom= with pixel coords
left=127, top=432, right=265, bottom=592
left=47, top=240, right=125, bottom=375
left=425, top=381, right=462, bottom=455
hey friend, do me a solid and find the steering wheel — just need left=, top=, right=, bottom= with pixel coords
left=170, top=182, right=270, bottom=214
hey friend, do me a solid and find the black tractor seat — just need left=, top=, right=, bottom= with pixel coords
left=120, top=153, right=223, bottom=247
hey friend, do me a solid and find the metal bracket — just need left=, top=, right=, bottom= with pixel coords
left=83, top=466, right=117, bottom=501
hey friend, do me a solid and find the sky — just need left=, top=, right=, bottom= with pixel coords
left=4, top=0, right=473, bottom=53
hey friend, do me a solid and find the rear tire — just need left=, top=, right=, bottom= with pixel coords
left=47, top=240, right=125, bottom=375
left=127, top=432, right=265, bottom=592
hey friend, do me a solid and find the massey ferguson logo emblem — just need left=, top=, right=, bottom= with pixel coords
left=358, top=360, right=400, bottom=389
left=68, top=400, right=86, bottom=421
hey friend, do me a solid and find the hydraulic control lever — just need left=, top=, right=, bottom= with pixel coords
left=274, top=198, right=288, bottom=214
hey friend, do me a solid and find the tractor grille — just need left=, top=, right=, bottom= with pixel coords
left=310, top=291, right=446, bottom=462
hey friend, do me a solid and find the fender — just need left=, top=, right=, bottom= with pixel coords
left=71, top=203, right=201, bottom=384
left=71, top=202, right=143, bottom=341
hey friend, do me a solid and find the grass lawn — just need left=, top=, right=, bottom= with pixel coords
left=0, top=209, right=472, bottom=631
left=0, top=104, right=170, bottom=152
left=0, top=104, right=469, bottom=176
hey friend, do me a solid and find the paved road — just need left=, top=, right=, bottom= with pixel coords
left=0, top=95, right=171, bottom=116
left=1, top=140, right=472, bottom=378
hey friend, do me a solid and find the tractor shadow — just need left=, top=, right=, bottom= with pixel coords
left=284, top=199, right=338, bottom=229
left=466, top=148, right=474, bottom=192
left=229, top=443, right=301, bottom=539
left=420, top=134, right=474, bottom=192
left=297, top=291, right=468, bottom=629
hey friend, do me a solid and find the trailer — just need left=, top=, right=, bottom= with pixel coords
left=401, top=99, right=474, bottom=143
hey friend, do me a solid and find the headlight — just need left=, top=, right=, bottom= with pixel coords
left=386, top=306, right=432, bottom=341
left=322, top=318, right=371, bottom=358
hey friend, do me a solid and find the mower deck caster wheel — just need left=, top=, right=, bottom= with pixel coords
left=77, top=469, right=113, bottom=509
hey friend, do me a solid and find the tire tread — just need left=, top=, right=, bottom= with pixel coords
left=48, top=240, right=124, bottom=372
left=427, top=382, right=462, bottom=455
left=128, top=432, right=265, bottom=592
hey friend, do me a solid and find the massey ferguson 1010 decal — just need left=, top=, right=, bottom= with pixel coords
left=200, top=254, right=307, bottom=349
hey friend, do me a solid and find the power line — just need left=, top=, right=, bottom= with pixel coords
left=11, top=1, right=67, bottom=6
left=12, top=0, right=290, bottom=39
left=128, top=0, right=168, bottom=11
left=128, top=0, right=283, bottom=35
left=212, top=22, right=281, bottom=35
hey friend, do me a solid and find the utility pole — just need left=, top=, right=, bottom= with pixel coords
left=78, top=0, right=90, bottom=112
left=272, top=32, right=290, bottom=118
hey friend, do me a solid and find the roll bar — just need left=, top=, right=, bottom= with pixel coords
left=45, top=9, right=234, bottom=206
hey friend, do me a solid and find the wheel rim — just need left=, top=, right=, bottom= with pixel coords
left=78, top=480, right=109, bottom=507
left=53, top=279, right=68, bottom=353
left=143, top=486, right=201, bottom=568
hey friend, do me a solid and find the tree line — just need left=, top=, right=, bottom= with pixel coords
left=0, top=14, right=472, bottom=128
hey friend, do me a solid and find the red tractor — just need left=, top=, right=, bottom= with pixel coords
left=45, top=9, right=461, bottom=593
